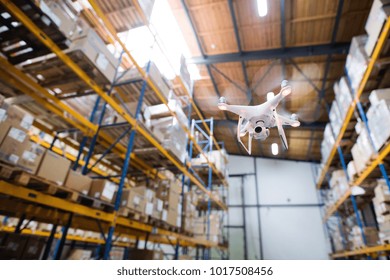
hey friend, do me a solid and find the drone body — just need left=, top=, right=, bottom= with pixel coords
left=218, top=80, right=300, bottom=155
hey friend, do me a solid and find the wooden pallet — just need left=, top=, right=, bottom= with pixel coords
left=118, top=207, right=148, bottom=222
left=77, top=194, right=114, bottom=212
left=0, top=0, right=68, bottom=65
left=153, top=220, right=180, bottom=233
left=10, top=171, right=79, bottom=202
left=0, top=161, right=18, bottom=180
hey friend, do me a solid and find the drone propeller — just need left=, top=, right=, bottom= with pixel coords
left=273, top=109, right=288, bottom=150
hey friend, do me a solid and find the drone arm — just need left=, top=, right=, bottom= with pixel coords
left=277, top=114, right=300, bottom=127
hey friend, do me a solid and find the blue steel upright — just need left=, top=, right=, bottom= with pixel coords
left=103, top=61, right=152, bottom=259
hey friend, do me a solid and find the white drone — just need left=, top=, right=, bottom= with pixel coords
left=218, top=80, right=300, bottom=155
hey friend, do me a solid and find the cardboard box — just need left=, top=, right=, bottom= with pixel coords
left=89, top=179, right=117, bottom=202
left=67, top=249, right=92, bottom=260
left=375, top=180, right=390, bottom=203
left=5, top=105, right=34, bottom=131
left=65, top=169, right=92, bottom=195
left=166, top=207, right=178, bottom=227
left=21, top=236, right=46, bottom=260
left=127, top=249, right=163, bottom=260
left=0, top=233, right=28, bottom=260
left=0, top=126, right=29, bottom=165
left=18, top=141, right=45, bottom=174
left=117, top=188, right=146, bottom=213
left=133, top=186, right=155, bottom=203
left=369, top=88, right=390, bottom=106
left=69, top=28, right=119, bottom=83
left=36, top=150, right=71, bottom=185
left=40, top=0, right=77, bottom=39
left=365, top=0, right=390, bottom=56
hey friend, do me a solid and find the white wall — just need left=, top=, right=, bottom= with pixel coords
left=227, top=155, right=329, bottom=260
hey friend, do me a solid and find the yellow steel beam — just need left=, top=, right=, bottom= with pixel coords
left=87, top=0, right=228, bottom=187
left=32, top=121, right=122, bottom=176
left=0, top=227, right=135, bottom=247
left=0, top=181, right=223, bottom=248
left=29, top=135, right=124, bottom=185
left=323, top=188, right=351, bottom=222
left=0, top=0, right=225, bottom=209
left=0, top=56, right=161, bottom=180
left=331, top=244, right=390, bottom=258
left=0, top=180, right=114, bottom=222
left=317, top=17, right=390, bottom=189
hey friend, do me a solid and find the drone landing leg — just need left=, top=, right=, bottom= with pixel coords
left=237, top=116, right=252, bottom=155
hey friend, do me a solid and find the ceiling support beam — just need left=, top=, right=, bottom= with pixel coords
left=187, top=43, right=350, bottom=65
left=227, top=0, right=251, bottom=101
left=181, top=0, right=230, bottom=120
left=307, top=0, right=344, bottom=159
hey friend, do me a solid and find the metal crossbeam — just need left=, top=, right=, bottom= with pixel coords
left=187, top=43, right=350, bottom=64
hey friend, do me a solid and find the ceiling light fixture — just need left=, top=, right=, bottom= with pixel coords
left=271, top=143, right=278, bottom=155
left=256, top=0, right=268, bottom=17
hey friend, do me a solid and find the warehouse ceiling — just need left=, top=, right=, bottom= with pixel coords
left=0, top=0, right=374, bottom=163
left=166, top=0, right=373, bottom=161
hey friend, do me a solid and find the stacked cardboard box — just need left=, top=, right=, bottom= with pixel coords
left=64, top=169, right=92, bottom=195
left=144, top=99, right=188, bottom=163
left=334, top=76, right=353, bottom=119
left=67, top=249, right=92, bottom=260
left=127, top=249, right=164, bottom=260
left=320, top=124, right=335, bottom=165
left=349, top=226, right=379, bottom=249
left=351, top=124, right=376, bottom=173
left=182, top=191, right=198, bottom=234
left=39, top=0, right=78, bottom=39
left=347, top=160, right=358, bottom=181
left=194, top=214, right=222, bottom=244
left=329, top=170, right=349, bottom=202
left=345, top=35, right=369, bottom=93
left=330, top=225, right=345, bottom=252
left=0, top=233, right=45, bottom=260
left=191, top=149, right=229, bottom=178
left=373, top=180, right=390, bottom=243
left=118, top=187, right=146, bottom=215
left=119, top=62, right=171, bottom=101
left=157, top=179, right=181, bottom=227
left=367, top=89, right=390, bottom=151
left=134, top=185, right=157, bottom=218
left=0, top=105, right=36, bottom=168
left=36, top=150, right=71, bottom=186
left=69, top=27, right=119, bottom=83
left=364, top=0, right=390, bottom=56
left=89, top=179, right=118, bottom=203
left=329, top=101, right=343, bottom=136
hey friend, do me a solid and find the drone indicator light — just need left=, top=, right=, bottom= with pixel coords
left=271, top=143, right=279, bottom=155
left=218, top=104, right=227, bottom=110
left=267, top=92, right=274, bottom=101
left=256, top=0, right=268, bottom=17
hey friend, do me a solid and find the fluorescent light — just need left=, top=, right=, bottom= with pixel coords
left=271, top=143, right=278, bottom=155
left=257, top=0, right=268, bottom=17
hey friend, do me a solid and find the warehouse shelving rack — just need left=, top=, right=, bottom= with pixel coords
left=316, top=16, right=390, bottom=259
left=0, top=0, right=229, bottom=259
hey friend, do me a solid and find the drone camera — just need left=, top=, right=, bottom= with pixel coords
left=254, top=126, right=262, bottom=133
